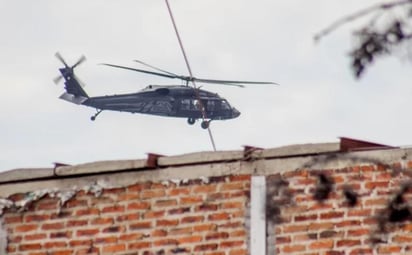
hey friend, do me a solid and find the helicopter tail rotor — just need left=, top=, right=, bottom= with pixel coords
left=53, top=52, right=89, bottom=100
left=54, top=52, right=86, bottom=85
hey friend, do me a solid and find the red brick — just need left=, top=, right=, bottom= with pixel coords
left=378, top=245, right=402, bottom=253
left=101, top=205, right=125, bottom=214
left=336, top=220, right=361, bottom=228
left=283, top=224, right=308, bottom=233
left=128, top=241, right=151, bottom=250
left=140, top=189, right=165, bottom=199
left=120, top=233, right=145, bottom=241
left=208, top=212, right=231, bottom=221
left=76, top=228, right=99, bottom=237
left=48, top=250, right=73, bottom=255
left=229, top=229, right=247, bottom=237
left=154, top=199, right=177, bottom=207
left=103, top=225, right=125, bottom=233
left=194, top=223, right=217, bottom=232
left=117, top=213, right=140, bottom=222
left=117, top=193, right=140, bottom=201
left=193, top=185, right=218, bottom=193
left=336, top=239, right=361, bottom=247
left=129, top=221, right=152, bottom=230
left=67, top=220, right=88, bottom=227
left=42, top=222, right=64, bottom=230
left=156, top=219, right=179, bottom=227
left=127, top=182, right=151, bottom=192
left=44, top=241, right=67, bottom=249
left=50, top=231, right=72, bottom=239
left=195, top=203, right=218, bottom=212
left=282, top=245, right=306, bottom=253
left=75, top=208, right=99, bottom=216
left=24, top=233, right=47, bottom=241
left=169, top=227, right=192, bottom=236
left=151, top=229, right=168, bottom=237
left=4, top=215, right=23, bottom=224
left=365, top=181, right=389, bottom=189
left=309, top=240, right=334, bottom=250
left=69, top=239, right=92, bottom=247
left=168, top=188, right=191, bottom=196
left=349, top=248, right=373, bottom=255
left=15, top=224, right=38, bottom=233
left=91, top=217, right=114, bottom=225
left=102, top=244, right=126, bottom=253
left=37, top=200, right=59, bottom=210
left=205, top=232, right=229, bottom=240
left=180, top=196, right=203, bottom=204
left=143, top=210, right=165, bottom=219
left=320, top=211, right=344, bottom=219
left=154, top=238, right=178, bottom=246
left=347, top=209, right=372, bottom=217
left=8, top=235, right=22, bottom=243
left=229, top=175, right=250, bottom=182
left=64, top=199, right=87, bottom=208
left=177, top=235, right=203, bottom=244
left=392, top=235, right=412, bottom=243
left=19, top=243, right=42, bottom=251
left=194, top=243, right=218, bottom=251
left=295, top=214, right=318, bottom=222
left=220, top=182, right=244, bottom=191
left=95, top=236, right=118, bottom=244
left=221, top=201, right=244, bottom=209
left=229, top=249, right=247, bottom=255
left=127, top=201, right=151, bottom=210
left=181, top=215, right=204, bottom=224
left=308, top=222, right=334, bottom=231
left=347, top=228, right=369, bottom=236
left=25, top=214, right=50, bottom=222
left=168, top=207, right=191, bottom=215
left=220, top=240, right=244, bottom=248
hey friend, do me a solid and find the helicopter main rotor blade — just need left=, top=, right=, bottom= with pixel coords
left=101, top=63, right=179, bottom=79
left=192, top=77, right=278, bottom=86
left=133, top=59, right=178, bottom=77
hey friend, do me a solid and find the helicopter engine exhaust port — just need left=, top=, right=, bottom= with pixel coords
left=187, top=118, right=196, bottom=125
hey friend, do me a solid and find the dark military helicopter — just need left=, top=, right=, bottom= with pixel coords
left=54, top=52, right=276, bottom=129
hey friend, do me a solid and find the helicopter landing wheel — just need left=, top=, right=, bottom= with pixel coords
left=201, top=120, right=210, bottom=129
left=187, top=118, right=196, bottom=125
left=90, top=109, right=102, bottom=121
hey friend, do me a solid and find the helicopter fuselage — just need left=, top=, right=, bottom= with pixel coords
left=82, top=85, right=241, bottom=121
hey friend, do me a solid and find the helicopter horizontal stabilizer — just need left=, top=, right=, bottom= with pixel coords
left=59, top=92, right=88, bottom=105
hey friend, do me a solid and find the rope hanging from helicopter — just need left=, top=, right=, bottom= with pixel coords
left=164, top=0, right=217, bottom=151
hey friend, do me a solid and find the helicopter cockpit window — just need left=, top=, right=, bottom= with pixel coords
left=221, top=100, right=230, bottom=110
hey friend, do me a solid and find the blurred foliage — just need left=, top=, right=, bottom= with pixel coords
left=315, top=0, right=412, bottom=78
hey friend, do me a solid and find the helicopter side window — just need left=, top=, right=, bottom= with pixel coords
left=181, top=99, right=191, bottom=110
left=206, top=100, right=216, bottom=111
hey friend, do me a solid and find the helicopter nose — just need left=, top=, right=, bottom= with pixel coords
left=232, top=107, right=241, bottom=118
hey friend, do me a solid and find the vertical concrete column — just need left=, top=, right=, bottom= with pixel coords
left=0, top=218, right=6, bottom=254
left=251, top=176, right=267, bottom=255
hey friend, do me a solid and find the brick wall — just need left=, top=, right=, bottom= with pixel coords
left=270, top=161, right=412, bottom=255
left=3, top=175, right=250, bottom=255
left=2, top=147, right=412, bottom=255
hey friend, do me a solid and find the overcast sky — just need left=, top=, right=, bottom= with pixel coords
left=1, top=0, right=410, bottom=171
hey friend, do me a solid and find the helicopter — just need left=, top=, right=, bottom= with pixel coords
left=54, top=52, right=276, bottom=129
